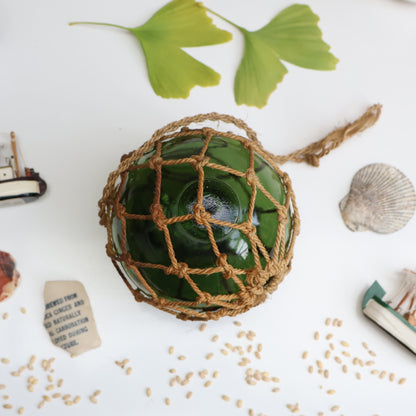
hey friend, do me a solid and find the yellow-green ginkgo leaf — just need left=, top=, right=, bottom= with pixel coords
left=70, top=0, right=232, bottom=99
left=234, top=29, right=288, bottom=108
left=257, top=4, right=339, bottom=70
left=230, top=4, right=338, bottom=108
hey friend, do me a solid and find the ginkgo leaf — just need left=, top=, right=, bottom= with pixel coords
left=234, top=29, right=288, bottom=108
left=231, top=4, right=338, bottom=108
left=70, top=0, right=232, bottom=99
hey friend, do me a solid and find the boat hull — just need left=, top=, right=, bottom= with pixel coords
left=0, top=176, right=47, bottom=206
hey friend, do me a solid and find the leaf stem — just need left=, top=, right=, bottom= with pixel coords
left=203, top=7, right=243, bottom=31
left=69, top=21, right=130, bottom=31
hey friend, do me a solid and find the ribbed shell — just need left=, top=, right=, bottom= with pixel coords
left=339, top=163, right=416, bottom=234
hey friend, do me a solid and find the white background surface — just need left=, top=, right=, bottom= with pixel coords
left=1, top=0, right=416, bottom=415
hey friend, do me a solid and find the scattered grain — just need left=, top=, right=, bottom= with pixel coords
left=329, top=342, right=335, bottom=351
left=254, top=351, right=261, bottom=360
left=0, top=385, right=5, bottom=390
left=178, top=355, right=187, bottom=361
left=52, top=393, right=61, bottom=399
left=2, top=313, right=8, bottom=320
left=272, top=377, right=280, bottom=383
left=366, top=360, right=375, bottom=366
left=204, top=381, right=212, bottom=388
left=199, top=323, right=207, bottom=332
left=74, top=396, right=81, bottom=404
left=356, top=372, right=362, bottom=380
left=47, top=374, right=54, bottom=383
left=342, top=351, right=351, bottom=358
left=221, top=349, right=229, bottom=356
left=371, top=370, right=379, bottom=375
left=302, top=351, right=308, bottom=360
left=43, top=395, right=52, bottom=402
left=37, top=401, right=45, bottom=409
left=168, top=346, right=174, bottom=355
left=379, top=371, right=386, bottom=380
left=316, top=360, right=323, bottom=369
left=272, top=387, right=280, bottom=393
left=326, top=333, right=333, bottom=340
left=27, top=385, right=34, bottom=392
left=238, top=331, right=246, bottom=338
left=20, top=307, right=27, bottom=314
left=165, top=397, right=171, bottom=406
left=236, top=399, right=243, bottom=408
left=57, top=378, right=64, bottom=388
left=1, top=358, right=10, bottom=364
left=65, top=400, right=73, bottom=406
left=334, top=356, right=342, bottom=364
left=398, top=378, right=407, bottom=385
left=342, top=365, right=348, bottom=374
left=368, top=350, right=377, bottom=357
left=205, top=353, right=214, bottom=360
left=199, top=369, right=209, bottom=379
left=249, top=409, right=255, bottom=416
left=17, top=407, right=24, bottom=415
left=314, top=331, right=320, bottom=341
left=324, top=369, right=330, bottom=379
left=3, top=404, right=13, bottom=409
left=126, top=367, right=133, bottom=375
left=331, top=405, right=340, bottom=412
left=340, top=341, right=350, bottom=347
left=46, top=384, right=55, bottom=391
left=325, top=350, right=331, bottom=359
left=62, top=394, right=71, bottom=400
left=222, top=395, right=231, bottom=402
left=213, top=371, right=219, bottom=379
left=3, top=395, right=9, bottom=400
left=308, top=366, right=314, bottom=374
left=89, top=396, right=98, bottom=404
left=325, top=318, right=331, bottom=326
left=247, top=330, right=256, bottom=340
left=327, top=389, right=336, bottom=395
left=211, top=335, right=219, bottom=342
left=362, top=342, right=369, bottom=350
left=389, top=373, right=395, bottom=382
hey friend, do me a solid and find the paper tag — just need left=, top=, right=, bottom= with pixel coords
left=43, top=281, right=101, bottom=356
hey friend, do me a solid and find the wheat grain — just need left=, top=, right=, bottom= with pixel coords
left=199, top=323, right=207, bottom=332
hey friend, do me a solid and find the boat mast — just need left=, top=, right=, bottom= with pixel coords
left=10, top=132, right=20, bottom=178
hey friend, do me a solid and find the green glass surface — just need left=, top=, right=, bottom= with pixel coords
left=112, top=134, right=293, bottom=307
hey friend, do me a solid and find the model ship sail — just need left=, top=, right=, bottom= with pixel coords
left=0, top=132, right=47, bottom=206
left=362, top=271, right=416, bottom=355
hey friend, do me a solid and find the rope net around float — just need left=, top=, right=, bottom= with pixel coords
left=98, top=107, right=381, bottom=321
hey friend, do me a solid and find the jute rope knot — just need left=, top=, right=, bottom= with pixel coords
left=98, top=105, right=382, bottom=321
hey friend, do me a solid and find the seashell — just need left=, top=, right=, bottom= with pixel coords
left=339, top=163, right=416, bottom=233
left=0, top=251, right=20, bottom=302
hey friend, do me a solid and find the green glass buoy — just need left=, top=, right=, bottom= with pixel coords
left=99, top=115, right=300, bottom=320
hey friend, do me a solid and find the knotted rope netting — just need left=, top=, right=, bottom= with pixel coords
left=98, top=107, right=381, bottom=320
